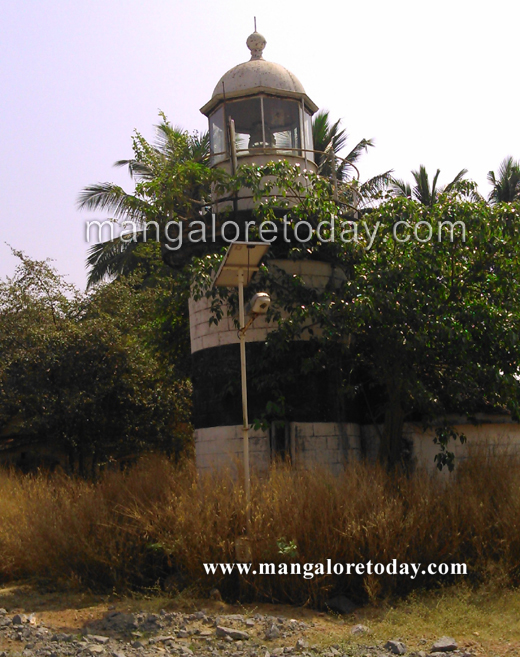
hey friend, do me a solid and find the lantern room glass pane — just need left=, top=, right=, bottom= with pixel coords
left=209, top=106, right=226, bottom=165
left=226, top=98, right=263, bottom=152
left=262, top=98, right=301, bottom=154
left=304, top=110, right=314, bottom=163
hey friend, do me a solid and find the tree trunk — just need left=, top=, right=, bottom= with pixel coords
left=379, top=381, right=405, bottom=469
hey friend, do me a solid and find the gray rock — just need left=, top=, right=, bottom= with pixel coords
left=87, top=646, right=106, bottom=655
left=131, top=640, right=144, bottom=648
left=149, top=635, right=176, bottom=644
left=12, top=614, right=25, bottom=625
left=324, top=596, right=358, bottom=615
left=350, top=624, right=370, bottom=635
left=384, top=640, right=407, bottom=655
left=265, top=623, right=281, bottom=640
left=216, top=626, right=250, bottom=641
left=111, top=653, right=126, bottom=657
left=431, top=637, right=457, bottom=652
left=89, top=635, right=110, bottom=645
left=295, top=639, right=308, bottom=650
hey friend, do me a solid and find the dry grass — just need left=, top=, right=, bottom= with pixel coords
left=0, top=452, right=519, bottom=607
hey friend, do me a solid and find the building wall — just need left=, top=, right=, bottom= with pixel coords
left=189, top=259, right=344, bottom=354
left=195, top=419, right=520, bottom=475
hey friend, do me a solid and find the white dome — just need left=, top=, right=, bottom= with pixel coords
left=212, top=59, right=306, bottom=98
left=201, top=31, right=317, bottom=117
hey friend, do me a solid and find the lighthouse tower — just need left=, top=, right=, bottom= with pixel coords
left=190, top=32, right=362, bottom=473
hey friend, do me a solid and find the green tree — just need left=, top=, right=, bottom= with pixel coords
left=205, top=162, right=520, bottom=469
left=488, top=156, right=520, bottom=204
left=78, top=114, right=222, bottom=287
left=0, top=252, right=192, bottom=475
left=390, top=164, right=469, bottom=206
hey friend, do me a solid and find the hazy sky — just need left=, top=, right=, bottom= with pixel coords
left=1, top=0, right=519, bottom=289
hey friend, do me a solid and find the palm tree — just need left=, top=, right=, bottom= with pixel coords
left=78, top=116, right=217, bottom=288
left=312, top=110, right=392, bottom=207
left=390, top=165, right=468, bottom=207
left=312, top=110, right=373, bottom=181
left=487, top=157, right=520, bottom=204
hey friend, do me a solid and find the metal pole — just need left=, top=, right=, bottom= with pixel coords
left=238, top=268, right=251, bottom=534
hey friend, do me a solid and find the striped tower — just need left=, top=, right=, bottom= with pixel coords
left=192, top=31, right=363, bottom=473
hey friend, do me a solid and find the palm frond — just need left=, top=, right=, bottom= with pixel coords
left=488, top=156, right=520, bottom=203
left=389, top=177, right=412, bottom=198
left=77, top=183, right=152, bottom=223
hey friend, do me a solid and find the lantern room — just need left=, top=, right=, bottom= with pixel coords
left=200, top=31, right=318, bottom=173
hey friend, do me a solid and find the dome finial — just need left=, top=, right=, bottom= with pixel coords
left=246, top=25, right=266, bottom=61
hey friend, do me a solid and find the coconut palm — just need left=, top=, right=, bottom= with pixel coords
left=312, top=110, right=373, bottom=181
left=390, top=165, right=468, bottom=207
left=312, top=110, right=393, bottom=208
left=487, top=157, right=520, bottom=204
left=78, top=116, right=218, bottom=288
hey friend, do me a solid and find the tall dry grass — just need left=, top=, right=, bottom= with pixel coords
left=0, top=452, right=519, bottom=606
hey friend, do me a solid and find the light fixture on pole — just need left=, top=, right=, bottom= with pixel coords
left=213, top=242, right=270, bottom=540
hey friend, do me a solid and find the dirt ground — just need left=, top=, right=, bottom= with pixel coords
left=0, top=581, right=518, bottom=656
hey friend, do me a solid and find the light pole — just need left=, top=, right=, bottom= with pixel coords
left=213, top=242, right=270, bottom=537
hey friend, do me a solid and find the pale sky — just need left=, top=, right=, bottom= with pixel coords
left=1, top=0, right=519, bottom=289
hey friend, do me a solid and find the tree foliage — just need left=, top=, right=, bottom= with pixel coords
left=390, top=165, right=469, bottom=206
left=78, top=115, right=224, bottom=287
left=488, top=156, right=520, bottom=204
left=0, top=251, right=192, bottom=475
left=197, top=163, right=520, bottom=468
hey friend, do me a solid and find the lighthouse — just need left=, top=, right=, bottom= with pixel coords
left=190, top=31, right=363, bottom=473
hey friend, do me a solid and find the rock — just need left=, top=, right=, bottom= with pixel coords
left=384, top=640, right=407, bottom=655
left=295, top=638, right=308, bottom=650
left=245, top=619, right=256, bottom=627
left=216, top=625, right=250, bottom=641
left=104, top=613, right=136, bottom=631
left=89, top=635, right=110, bottom=645
left=272, top=649, right=284, bottom=656
left=323, top=596, right=358, bottom=615
left=12, top=614, right=25, bottom=625
left=431, top=637, right=458, bottom=652
left=350, top=624, right=370, bottom=635
left=149, top=635, right=176, bottom=644
left=131, top=640, right=144, bottom=648
left=111, top=653, right=126, bottom=657
left=265, top=623, right=281, bottom=640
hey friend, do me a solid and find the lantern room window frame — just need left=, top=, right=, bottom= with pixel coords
left=209, top=94, right=315, bottom=167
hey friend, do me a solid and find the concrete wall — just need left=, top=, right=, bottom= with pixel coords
left=195, top=425, right=271, bottom=473
left=195, top=419, right=520, bottom=475
left=195, top=421, right=362, bottom=475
